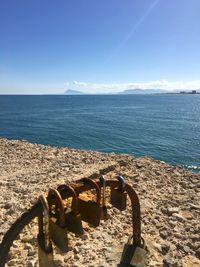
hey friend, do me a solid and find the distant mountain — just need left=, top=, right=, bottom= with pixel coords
left=64, top=89, right=84, bottom=95
left=64, top=88, right=200, bottom=95
left=118, top=89, right=168, bottom=94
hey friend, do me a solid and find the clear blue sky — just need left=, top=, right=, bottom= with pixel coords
left=0, top=0, right=200, bottom=94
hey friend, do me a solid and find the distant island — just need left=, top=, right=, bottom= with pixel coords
left=64, top=89, right=85, bottom=95
left=118, top=89, right=168, bottom=94
left=64, top=89, right=167, bottom=95
left=64, top=89, right=200, bottom=95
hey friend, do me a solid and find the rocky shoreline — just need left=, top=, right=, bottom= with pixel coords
left=0, top=138, right=199, bottom=266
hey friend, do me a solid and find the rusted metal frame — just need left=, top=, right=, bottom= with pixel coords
left=38, top=195, right=52, bottom=252
left=57, top=184, right=79, bottom=215
left=99, top=176, right=106, bottom=206
left=79, top=178, right=101, bottom=205
left=71, top=180, right=141, bottom=246
left=123, top=183, right=141, bottom=247
left=73, top=180, right=141, bottom=246
left=48, top=189, right=65, bottom=227
left=0, top=179, right=141, bottom=267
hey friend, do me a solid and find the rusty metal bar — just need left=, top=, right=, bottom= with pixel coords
left=0, top=179, right=141, bottom=267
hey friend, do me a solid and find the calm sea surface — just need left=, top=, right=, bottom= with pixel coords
left=0, top=95, right=199, bottom=172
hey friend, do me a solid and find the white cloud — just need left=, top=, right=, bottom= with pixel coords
left=64, top=79, right=200, bottom=93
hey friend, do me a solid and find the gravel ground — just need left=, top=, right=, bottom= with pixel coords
left=0, top=138, right=199, bottom=267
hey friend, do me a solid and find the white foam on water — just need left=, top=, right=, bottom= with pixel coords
left=184, top=165, right=200, bottom=173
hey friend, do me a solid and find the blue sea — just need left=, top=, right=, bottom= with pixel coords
left=0, top=95, right=199, bottom=172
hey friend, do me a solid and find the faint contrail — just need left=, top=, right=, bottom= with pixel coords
left=105, top=0, right=160, bottom=64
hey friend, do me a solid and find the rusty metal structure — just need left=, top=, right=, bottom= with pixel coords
left=0, top=176, right=143, bottom=266
left=37, top=194, right=54, bottom=267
